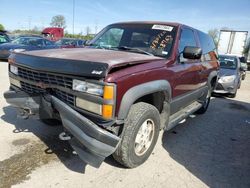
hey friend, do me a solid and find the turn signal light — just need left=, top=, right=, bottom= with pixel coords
left=102, top=85, right=115, bottom=119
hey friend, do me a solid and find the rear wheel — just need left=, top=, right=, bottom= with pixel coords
left=113, top=102, right=160, bottom=168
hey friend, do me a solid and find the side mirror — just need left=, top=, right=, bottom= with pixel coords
left=183, top=46, right=202, bottom=59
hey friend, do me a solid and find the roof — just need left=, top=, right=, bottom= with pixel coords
left=110, top=21, right=181, bottom=27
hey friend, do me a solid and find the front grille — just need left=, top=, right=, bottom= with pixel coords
left=18, top=67, right=72, bottom=89
left=216, top=83, right=224, bottom=90
left=20, top=81, right=75, bottom=106
left=54, top=89, right=75, bottom=106
left=21, top=81, right=45, bottom=93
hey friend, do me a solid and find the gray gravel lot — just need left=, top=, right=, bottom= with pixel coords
left=0, top=61, right=250, bottom=188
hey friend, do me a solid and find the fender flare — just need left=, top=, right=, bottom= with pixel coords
left=117, top=80, right=171, bottom=120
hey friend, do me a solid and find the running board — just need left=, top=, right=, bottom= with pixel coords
left=165, top=101, right=202, bottom=131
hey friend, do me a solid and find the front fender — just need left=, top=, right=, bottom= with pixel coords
left=117, top=80, right=171, bottom=120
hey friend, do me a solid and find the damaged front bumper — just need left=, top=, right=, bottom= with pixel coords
left=4, top=89, right=120, bottom=168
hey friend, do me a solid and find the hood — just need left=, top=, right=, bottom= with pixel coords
left=10, top=48, right=164, bottom=79
left=219, top=68, right=237, bottom=77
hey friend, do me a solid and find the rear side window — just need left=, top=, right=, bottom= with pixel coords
left=197, top=31, right=217, bottom=61
left=179, top=28, right=197, bottom=53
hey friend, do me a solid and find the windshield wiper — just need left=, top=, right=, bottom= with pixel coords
left=112, top=46, right=154, bottom=56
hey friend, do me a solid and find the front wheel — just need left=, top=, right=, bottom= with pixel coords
left=113, top=102, right=160, bottom=168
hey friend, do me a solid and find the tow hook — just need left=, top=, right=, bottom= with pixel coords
left=59, top=132, right=72, bottom=141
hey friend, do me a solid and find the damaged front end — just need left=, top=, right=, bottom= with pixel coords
left=4, top=53, right=120, bottom=168
left=4, top=88, right=120, bottom=168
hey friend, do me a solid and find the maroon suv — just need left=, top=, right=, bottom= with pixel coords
left=4, top=21, right=219, bottom=168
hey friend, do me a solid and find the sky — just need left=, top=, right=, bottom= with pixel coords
left=0, top=0, right=250, bottom=35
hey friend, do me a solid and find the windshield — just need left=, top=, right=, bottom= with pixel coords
left=219, top=56, right=237, bottom=69
left=89, top=24, right=177, bottom=58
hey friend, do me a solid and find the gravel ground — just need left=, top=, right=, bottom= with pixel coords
left=0, top=61, right=250, bottom=188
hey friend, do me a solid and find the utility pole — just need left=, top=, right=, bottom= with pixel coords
left=72, top=0, right=75, bottom=35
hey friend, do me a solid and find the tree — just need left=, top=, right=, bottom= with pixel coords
left=0, top=24, right=5, bottom=31
left=50, top=15, right=66, bottom=28
left=208, top=28, right=219, bottom=47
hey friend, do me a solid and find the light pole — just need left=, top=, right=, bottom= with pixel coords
left=73, top=0, right=75, bottom=35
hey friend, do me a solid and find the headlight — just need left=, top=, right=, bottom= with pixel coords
left=219, top=75, right=236, bottom=83
left=10, top=65, right=18, bottom=75
left=72, top=79, right=103, bottom=96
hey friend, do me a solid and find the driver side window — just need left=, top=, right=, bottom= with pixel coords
left=179, top=28, right=197, bottom=62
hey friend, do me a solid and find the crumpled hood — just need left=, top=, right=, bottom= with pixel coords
left=10, top=48, right=164, bottom=79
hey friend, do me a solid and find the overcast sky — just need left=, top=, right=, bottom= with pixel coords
left=0, top=0, right=250, bottom=35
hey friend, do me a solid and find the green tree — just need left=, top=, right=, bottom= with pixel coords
left=0, top=24, right=5, bottom=31
left=208, top=28, right=219, bottom=47
left=50, top=15, right=66, bottom=28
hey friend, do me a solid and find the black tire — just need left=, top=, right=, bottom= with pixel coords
left=242, top=75, right=245, bottom=80
left=113, top=102, right=160, bottom=168
left=228, top=90, right=237, bottom=98
left=238, top=80, right=241, bottom=89
left=196, top=87, right=211, bottom=114
left=41, top=119, right=61, bottom=126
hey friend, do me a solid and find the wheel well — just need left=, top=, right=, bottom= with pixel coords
left=134, top=91, right=168, bottom=113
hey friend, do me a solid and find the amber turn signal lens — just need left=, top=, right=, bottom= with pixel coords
left=103, top=85, right=114, bottom=100
left=102, top=105, right=113, bottom=119
left=102, top=85, right=115, bottom=119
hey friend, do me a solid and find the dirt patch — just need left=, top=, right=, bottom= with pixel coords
left=0, top=137, right=74, bottom=188
left=12, top=138, right=30, bottom=146
left=229, top=103, right=250, bottom=112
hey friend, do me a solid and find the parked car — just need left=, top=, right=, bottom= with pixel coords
left=214, top=54, right=241, bottom=97
left=240, top=62, right=247, bottom=80
left=239, top=56, right=248, bottom=80
left=0, top=31, right=11, bottom=44
left=4, top=21, right=219, bottom=168
left=56, top=38, right=85, bottom=48
left=8, top=34, right=43, bottom=41
left=0, top=36, right=58, bottom=60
